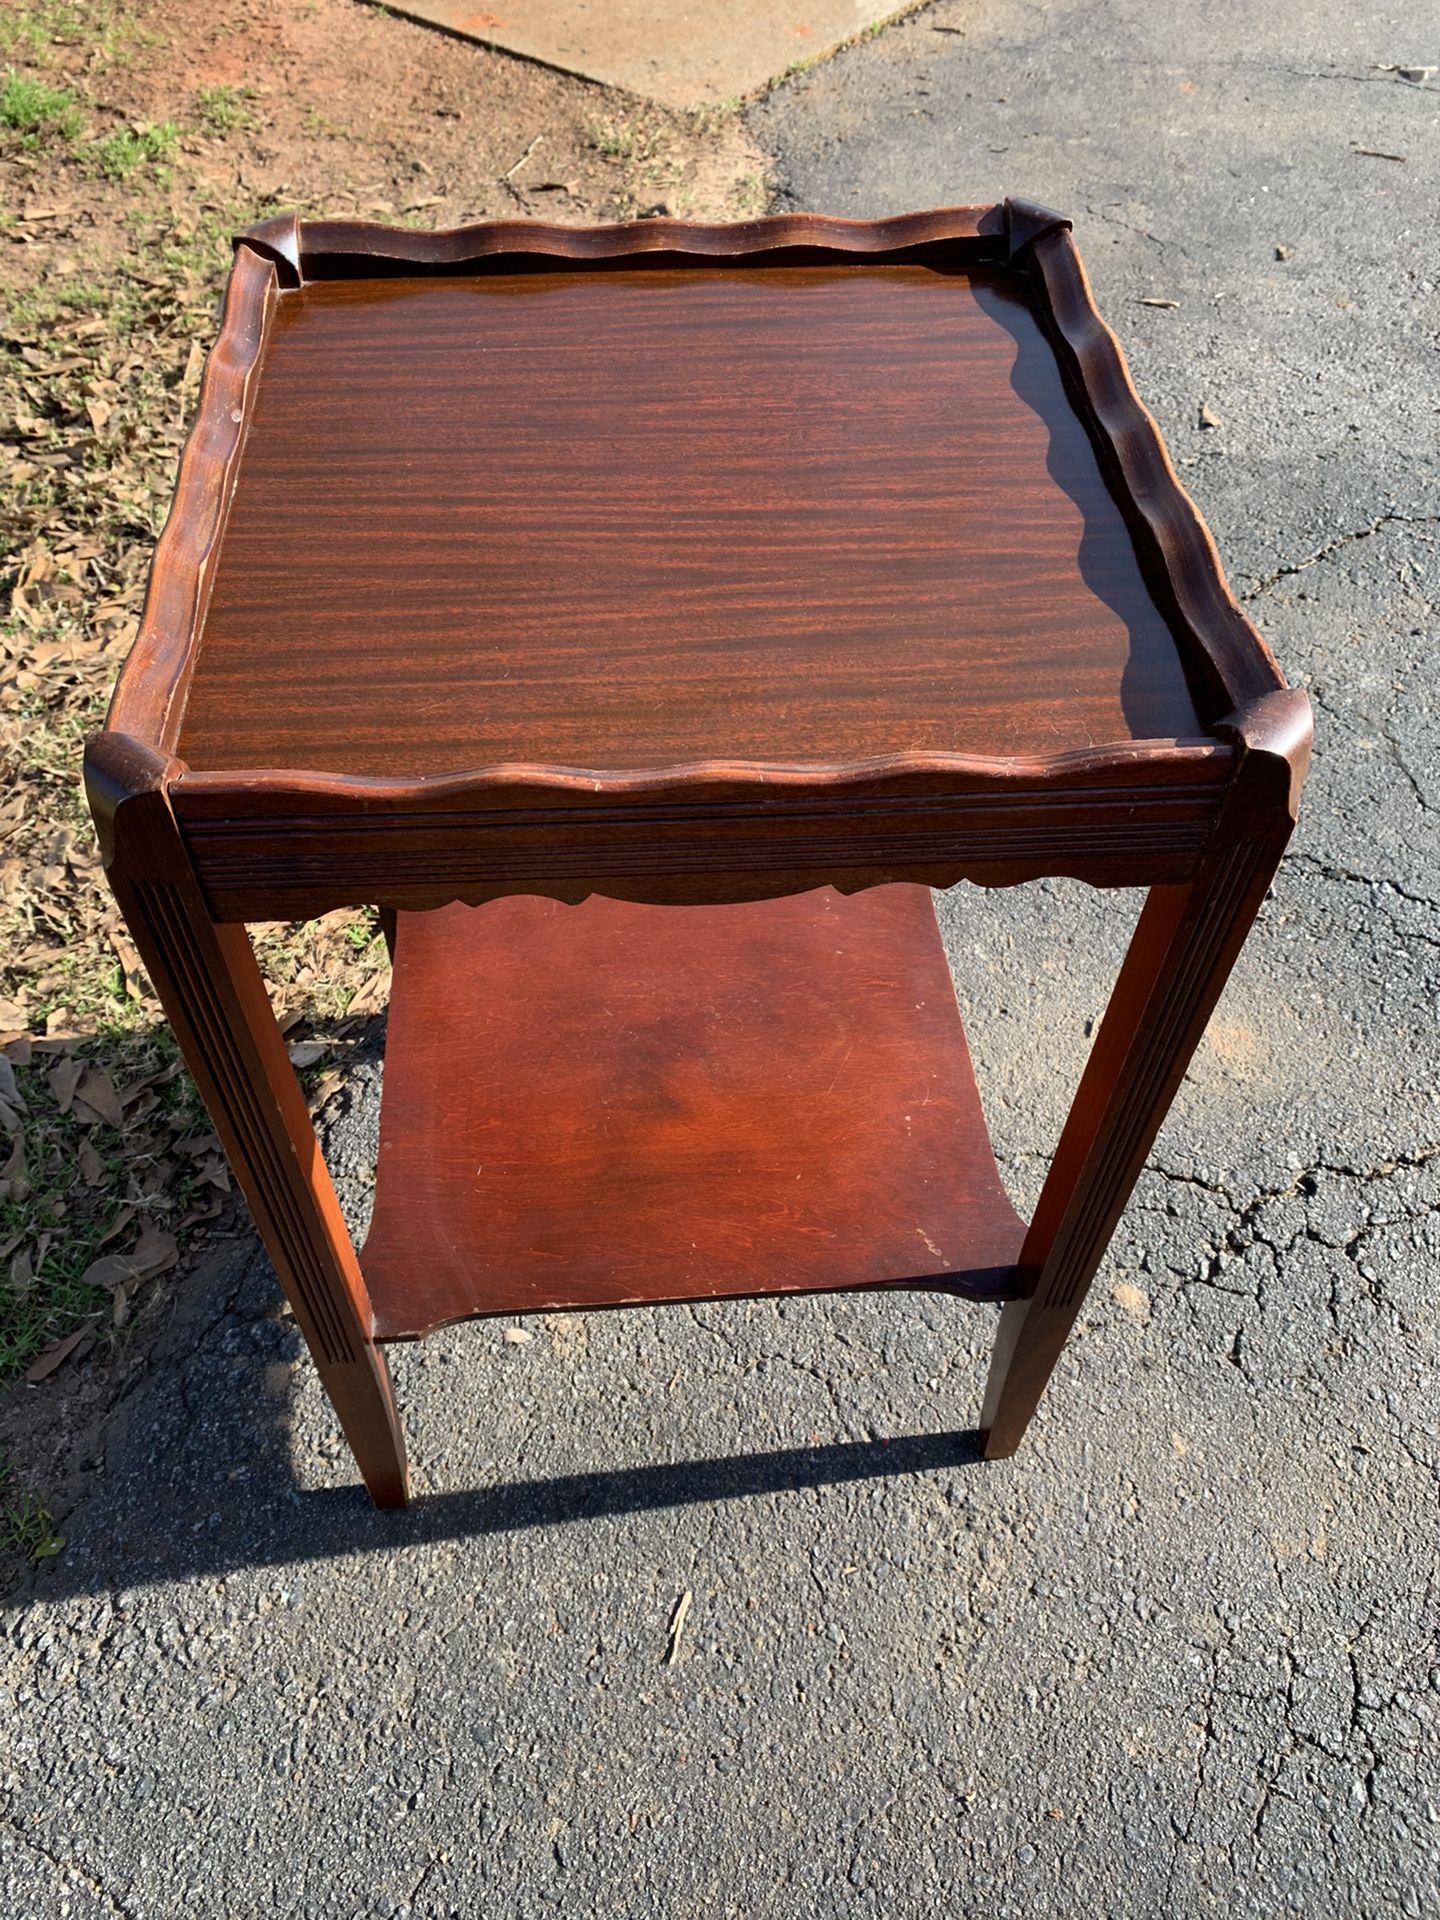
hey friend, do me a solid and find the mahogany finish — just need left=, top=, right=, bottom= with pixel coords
left=84, top=738, right=409, bottom=1507
left=364, top=886, right=1025, bottom=1338
left=980, top=690, right=1311, bottom=1452
left=172, top=744, right=1234, bottom=925
left=85, top=201, right=1311, bottom=1507
left=180, top=265, right=1204, bottom=776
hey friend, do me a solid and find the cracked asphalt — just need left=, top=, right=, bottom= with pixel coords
left=4, top=1, right=1437, bottom=1913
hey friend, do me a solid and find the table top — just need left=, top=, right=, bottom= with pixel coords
left=183, top=261, right=1199, bottom=775
left=107, top=202, right=1287, bottom=795
left=87, top=204, right=1307, bottom=919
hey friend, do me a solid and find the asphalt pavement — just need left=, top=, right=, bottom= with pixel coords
left=3, top=2, right=1437, bottom=1913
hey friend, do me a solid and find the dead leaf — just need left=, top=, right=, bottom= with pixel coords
left=77, top=1138, right=105, bottom=1185
left=81, top=1224, right=177, bottom=1292
left=81, top=1252, right=138, bottom=1290
left=177, top=1192, right=224, bottom=1229
left=1137, top=296, right=1179, bottom=309
left=1275, top=243, right=1293, bottom=261
left=95, top=1204, right=135, bottom=1249
left=1199, top=403, right=1221, bottom=430
left=9, top=1247, right=33, bottom=1297
left=112, top=1284, right=130, bottom=1328
left=72, top=1067, right=125, bottom=1128
left=109, top=928, right=147, bottom=999
left=346, top=971, right=389, bottom=1017
left=502, top=1326, right=532, bottom=1345
left=47, top=1054, right=84, bottom=1113
left=24, top=1327, right=90, bottom=1383
left=0, top=1055, right=23, bottom=1110
left=0, top=1135, right=28, bottom=1203
left=129, top=1224, right=178, bottom=1278
left=286, top=1041, right=329, bottom=1069
left=177, top=1132, right=221, bottom=1159
left=306, top=1070, right=345, bottom=1115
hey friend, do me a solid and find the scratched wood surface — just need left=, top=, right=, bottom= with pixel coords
left=178, top=263, right=1206, bottom=778
left=362, top=885, right=1027, bottom=1338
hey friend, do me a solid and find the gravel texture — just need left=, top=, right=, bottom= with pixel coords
left=3, top=2, right=1437, bottom=1913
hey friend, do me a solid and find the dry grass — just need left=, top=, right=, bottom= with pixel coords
left=0, top=0, right=766, bottom=1584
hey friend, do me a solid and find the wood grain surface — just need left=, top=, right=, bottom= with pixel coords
left=106, top=244, right=278, bottom=754
left=83, top=205, right=1314, bottom=1492
left=178, top=263, right=1206, bottom=778
left=362, top=885, right=1026, bottom=1338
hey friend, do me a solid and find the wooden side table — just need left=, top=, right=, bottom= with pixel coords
left=85, top=201, right=1311, bottom=1508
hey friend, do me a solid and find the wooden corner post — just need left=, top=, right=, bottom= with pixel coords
left=84, top=733, right=410, bottom=1507
left=980, top=689, right=1313, bottom=1456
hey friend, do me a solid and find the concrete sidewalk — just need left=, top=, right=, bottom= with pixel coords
left=384, top=0, right=910, bottom=108
left=4, top=3, right=1437, bottom=1914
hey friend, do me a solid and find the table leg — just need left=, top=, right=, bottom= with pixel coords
left=980, top=691, right=1311, bottom=1457
left=88, top=746, right=409, bottom=1507
left=378, top=907, right=398, bottom=963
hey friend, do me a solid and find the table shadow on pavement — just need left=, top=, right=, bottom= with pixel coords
left=14, top=1242, right=987, bottom=1604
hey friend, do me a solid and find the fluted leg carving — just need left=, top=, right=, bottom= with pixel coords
left=981, top=691, right=1311, bottom=1456
left=89, top=743, right=409, bottom=1507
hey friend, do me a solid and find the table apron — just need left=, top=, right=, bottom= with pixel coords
left=176, top=788, right=1228, bottom=921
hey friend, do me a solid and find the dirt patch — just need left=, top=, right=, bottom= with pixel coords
left=17, top=0, right=771, bottom=234
left=0, top=0, right=768, bottom=1591
left=1204, top=1019, right=1266, bottom=1082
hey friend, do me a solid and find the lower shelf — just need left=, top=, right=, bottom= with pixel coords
left=362, top=885, right=1026, bottom=1341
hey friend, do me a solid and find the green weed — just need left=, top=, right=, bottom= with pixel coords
left=0, top=5, right=83, bottom=61
left=0, top=1465, right=63, bottom=1565
left=194, top=84, right=251, bottom=134
left=586, top=116, right=636, bottom=159
left=87, top=118, right=178, bottom=181
left=0, top=68, right=81, bottom=143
